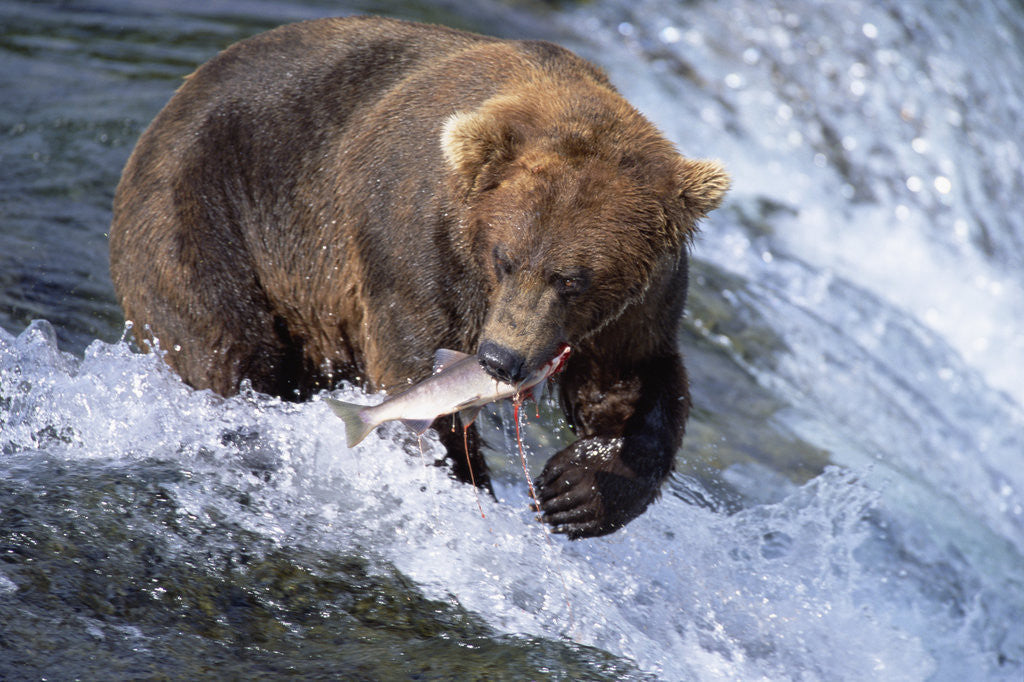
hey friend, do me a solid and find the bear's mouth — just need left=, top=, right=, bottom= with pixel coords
left=514, top=343, right=572, bottom=392
left=477, top=342, right=571, bottom=388
left=504, top=343, right=571, bottom=403
left=535, top=343, right=572, bottom=382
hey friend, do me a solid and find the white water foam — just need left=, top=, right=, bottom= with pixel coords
left=3, top=321, right=1020, bottom=680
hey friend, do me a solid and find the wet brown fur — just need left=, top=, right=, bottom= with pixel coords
left=109, top=16, right=729, bottom=538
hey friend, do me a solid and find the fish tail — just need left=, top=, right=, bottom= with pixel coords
left=324, top=397, right=375, bottom=448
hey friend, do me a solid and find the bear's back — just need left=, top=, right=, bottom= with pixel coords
left=108, top=16, right=630, bottom=398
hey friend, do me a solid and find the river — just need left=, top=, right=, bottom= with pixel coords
left=2, top=0, right=1022, bottom=679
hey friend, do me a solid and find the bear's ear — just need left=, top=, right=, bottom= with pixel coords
left=441, top=108, right=519, bottom=192
left=676, top=158, right=730, bottom=217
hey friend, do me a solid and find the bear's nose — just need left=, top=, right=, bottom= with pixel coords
left=478, top=341, right=527, bottom=385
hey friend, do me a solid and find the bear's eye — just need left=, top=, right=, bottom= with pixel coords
left=553, top=269, right=591, bottom=297
left=493, top=245, right=514, bottom=280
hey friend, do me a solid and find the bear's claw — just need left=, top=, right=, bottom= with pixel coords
left=534, top=438, right=659, bottom=539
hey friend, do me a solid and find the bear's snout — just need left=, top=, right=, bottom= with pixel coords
left=478, top=340, right=527, bottom=385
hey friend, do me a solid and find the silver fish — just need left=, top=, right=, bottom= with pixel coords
left=325, top=345, right=571, bottom=448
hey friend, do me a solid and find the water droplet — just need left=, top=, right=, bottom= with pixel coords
left=700, top=107, right=721, bottom=126
left=659, top=26, right=681, bottom=44
left=953, top=219, right=969, bottom=242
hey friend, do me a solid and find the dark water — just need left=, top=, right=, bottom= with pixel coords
left=2, top=0, right=1023, bottom=679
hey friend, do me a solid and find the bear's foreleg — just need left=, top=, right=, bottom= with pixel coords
left=535, top=353, right=688, bottom=538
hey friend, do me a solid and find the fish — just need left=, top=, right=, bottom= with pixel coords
left=325, top=345, right=572, bottom=448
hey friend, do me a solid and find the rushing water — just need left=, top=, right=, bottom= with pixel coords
left=2, top=0, right=1023, bottom=679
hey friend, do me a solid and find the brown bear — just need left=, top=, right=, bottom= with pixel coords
left=109, top=16, right=729, bottom=538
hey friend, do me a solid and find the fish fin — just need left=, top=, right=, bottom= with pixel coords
left=400, top=418, right=434, bottom=436
left=458, top=405, right=483, bottom=427
left=324, top=397, right=375, bottom=448
left=433, top=348, right=470, bottom=374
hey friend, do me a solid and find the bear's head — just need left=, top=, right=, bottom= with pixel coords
left=441, top=86, right=729, bottom=386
